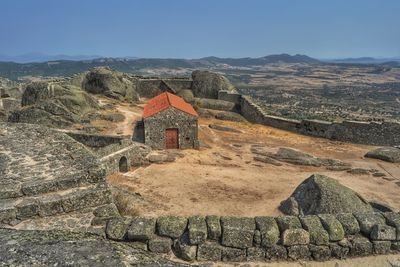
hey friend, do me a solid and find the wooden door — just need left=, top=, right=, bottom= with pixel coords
left=165, top=128, right=179, bottom=149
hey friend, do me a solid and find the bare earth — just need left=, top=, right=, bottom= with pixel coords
left=107, top=114, right=400, bottom=217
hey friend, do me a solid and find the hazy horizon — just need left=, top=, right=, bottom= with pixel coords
left=1, top=0, right=400, bottom=60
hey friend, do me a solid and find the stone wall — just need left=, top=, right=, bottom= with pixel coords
left=65, top=132, right=134, bottom=158
left=144, top=107, right=198, bottom=150
left=105, top=212, right=400, bottom=263
left=100, top=143, right=151, bottom=175
left=238, top=95, right=400, bottom=146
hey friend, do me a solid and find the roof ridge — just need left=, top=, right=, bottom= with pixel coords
left=165, top=92, right=172, bottom=106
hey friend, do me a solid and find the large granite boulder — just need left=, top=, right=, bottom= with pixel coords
left=191, top=70, right=236, bottom=99
left=9, top=82, right=99, bottom=128
left=365, top=147, right=400, bottom=163
left=82, top=67, right=139, bottom=102
left=280, top=174, right=373, bottom=215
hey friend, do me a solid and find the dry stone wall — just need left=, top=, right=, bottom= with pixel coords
left=105, top=212, right=400, bottom=262
left=237, top=94, right=400, bottom=146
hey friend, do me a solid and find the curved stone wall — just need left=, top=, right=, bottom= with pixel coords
left=104, top=212, right=400, bottom=262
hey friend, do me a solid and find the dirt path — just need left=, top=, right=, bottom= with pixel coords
left=108, top=118, right=400, bottom=217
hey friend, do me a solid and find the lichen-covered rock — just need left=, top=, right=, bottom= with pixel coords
left=280, top=174, right=373, bottom=215
left=197, top=243, right=222, bottom=261
left=373, top=241, right=392, bottom=254
left=127, top=217, right=156, bottom=241
left=221, top=217, right=255, bottom=249
left=82, top=67, right=139, bottom=102
left=282, top=229, right=310, bottom=246
left=255, top=216, right=280, bottom=247
left=105, top=217, right=131, bottom=240
left=157, top=216, right=187, bottom=239
left=350, top=236, right=373, bottom=256
left=148, top=236, right=172, bottom=253
left=318, top=214, right=345, bottom=241
left=93, top=203, right=120, bottom=218
left=191, top=70, right=236, bottom=99
left=265, top=245, right=288, bottom=260
left=187, top=216, right=207, bottom=245
left=206, top=215, right=221, bottom=240
left=336, top=213, right=360, bottom=235
left=309, top=245, right=331, bottom=261
left=246, top=247, right=265, bottom=261
left=300, top=215, right=329, bottom=245
left=177, top=89, right=194, bottom=103
left=287, top=245, right=311, bottom=260
left=10, top=82, right=99, bottom=128
left=221, top=247, right=246, bottom=262
left=0, top=228, right=188, bottom=266
left=275, top=216, right=302, bottom=232
left=370, top=225, right=396, bottom=241
left=329, top=242, right=349, bottom=259
left=365, top=147, right=400, bottom=163
left=173, top=234, right=197, bottom=262
left=383, top=212, right=400, bottom=239
left=253, top=230, right=261, bottom=246
left=353, top=212, right=386, bottom=235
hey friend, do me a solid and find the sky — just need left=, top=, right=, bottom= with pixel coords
left=1, top=0, right=399, bottom=59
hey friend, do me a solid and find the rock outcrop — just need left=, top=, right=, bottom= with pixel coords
left=8, top=82, right=99, bottom=128
left=191, top=70, right=236, bottom=99
left=280, top=174, right=374, bottom=215
left=82, top=67, right=139, bottom=102
left=365, top=147, right=400, bottom=163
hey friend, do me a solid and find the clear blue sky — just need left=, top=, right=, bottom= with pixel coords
left=1, top=0, right=399, bottom=59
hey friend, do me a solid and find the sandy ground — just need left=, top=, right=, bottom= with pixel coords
left=107, top=114, right=400, bottom=217
left=202, top=254, right=400, bottom=267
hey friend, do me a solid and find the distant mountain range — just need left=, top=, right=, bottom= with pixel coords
left=322, top=57, right=400, bottom=64
left=0, top=53, right=398, bottom=80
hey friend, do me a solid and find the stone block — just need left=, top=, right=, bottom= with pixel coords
left=173, top=237, right=197, bottom=262
left=127, top=217, right=156, bottom=241
left=38, top=194, right=63, bottom=217
left=336, top=213, right=360, bottom=235
left=300, top=215, right=329, bottom=245
left=354, top=212, right=386, bottom=235
left=61, top=187, right=112, bottom=213
left=319, top=214, right=345, bottom=241
left=16, top=199, right=39, bottom=220
left=253, top=230, right=261, bottom=246
left=148, top=236, right=172, bottom=253
left=391, top=241, right=400, bottom=251
left=105, top=217, right=131, bottom=240
left=247, top=247, right=265, bottom=261
left=197, top=243, right=222, bottom=261
left=265, top=245, right=287, bottom=260
left=0, top=183, right=23, bottom=199
left=275, top=216, right=302, bottom=232
left=206, top=215, right=221, bottom=241
left=370, top=224, right=396, bottom=241
left=221, top=217, right=255, bottom=249
left=188, top=216, right=207, bottom=245
left=157, top=216, right=187, bottom=239
left=373, top=241, right=391, bottom=254
left=287, top=245, right=311, bottom=260
left=21, top=180, right=58, bottom=196
left=309, top=245, right=331, bottom=261
left=93, top=203, right=120, bottom=218
left=221, top=247, right=246, bottom=262
left=130, top=242, right=148, bottom=251
left=282, top=229, right=310, bottom=246
left=255, top=216, right=280, bottom=247
left=349, top=236, right=373, bottom=256
left=0, top=204, right=16, bottom=223
left=329, top=243, right=349, bottom=259
left=383, top=212, right=400, bottom=240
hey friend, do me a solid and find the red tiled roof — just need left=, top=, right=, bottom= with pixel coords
left=143, top=92, right=198, bottom=119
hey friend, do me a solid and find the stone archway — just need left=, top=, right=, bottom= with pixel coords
left=119, top=156, right=128, bottom=173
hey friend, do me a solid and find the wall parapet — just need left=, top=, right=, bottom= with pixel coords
left=239, top=95, right=400, bottom=146
left=104, top=212, right=400, bottom=262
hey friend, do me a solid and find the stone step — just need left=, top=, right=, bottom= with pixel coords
left=0, top=183, right=112, bottom=225
left=0, top=170, right=106, bottom=200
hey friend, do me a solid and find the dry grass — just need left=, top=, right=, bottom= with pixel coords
left=112, top=189, right=142, bottom=216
